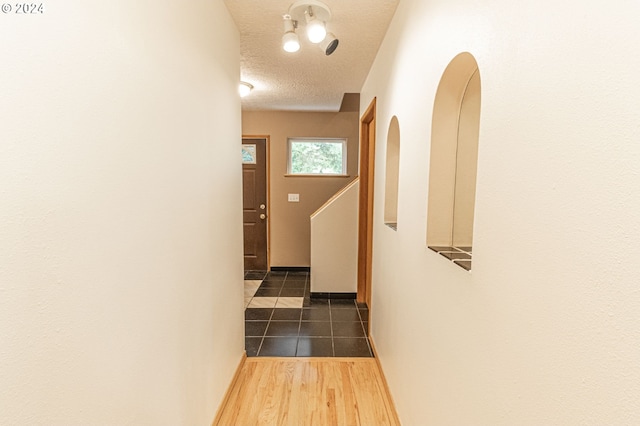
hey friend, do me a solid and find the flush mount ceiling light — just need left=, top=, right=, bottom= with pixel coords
left=282, top=0, right=339, bottom=55
left=239, top=81, right=253, bottom=97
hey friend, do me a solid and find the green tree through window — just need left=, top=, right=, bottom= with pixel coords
left=288, top=139, right=346, bottom=175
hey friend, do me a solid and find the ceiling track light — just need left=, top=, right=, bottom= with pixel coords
left=320, top=32, right=339, bottom=55
left=282, top=15, right=300, bottom=53
left=282, top=0, right=339, bottom=55
left=304, top=6, right=326, bottom=44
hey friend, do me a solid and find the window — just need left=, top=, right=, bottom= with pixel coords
left=287, top=138, right=347, bottom=175
left=242, top=144, right=257, bottom=164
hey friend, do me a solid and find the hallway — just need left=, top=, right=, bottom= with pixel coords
left=244, top=271, right=372, bottom=357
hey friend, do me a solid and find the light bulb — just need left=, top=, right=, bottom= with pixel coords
left=282, top=15, right=300, bottom=53
left=306, top=18, right=326, bottom=43
left=282, top=32, right=300, bottom=52
left=239, top=82, right=253, bottom=97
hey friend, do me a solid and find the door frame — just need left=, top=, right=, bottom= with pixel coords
left=357, top=98, right=376, bottom=308
left=242, top=135, right=271, bottom=270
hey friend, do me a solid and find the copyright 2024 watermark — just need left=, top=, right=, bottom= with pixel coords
left=2, top=3, right=45, bottom=14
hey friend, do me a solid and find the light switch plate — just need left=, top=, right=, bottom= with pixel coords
left=288, top=193, right=300, bottom=202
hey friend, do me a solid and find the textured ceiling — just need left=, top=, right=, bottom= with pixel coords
left=224, top=0, right=399, bottom=112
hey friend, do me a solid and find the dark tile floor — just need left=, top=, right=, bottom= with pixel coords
left=243, top=270, right=372, bottom=357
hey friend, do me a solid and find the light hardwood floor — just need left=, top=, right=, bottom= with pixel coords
left=214, top=357, right=400, bottom=425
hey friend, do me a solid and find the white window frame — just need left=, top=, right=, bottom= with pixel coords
left=287, top=137, right=348, bottom=176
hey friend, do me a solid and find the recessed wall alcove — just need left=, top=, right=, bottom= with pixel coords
left=384, top=116, right=401, bottom=231
left=426, top=52, right=481, bottom=271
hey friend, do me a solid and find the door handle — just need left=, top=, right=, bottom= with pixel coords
left=260, top=214, right=266, bottom=220
left=260, top=204, right=266, bottom=210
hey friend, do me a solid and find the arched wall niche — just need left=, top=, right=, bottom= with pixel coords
left=426, top=52, right=481, bottom=271
left=384, top=116, right=401, bottom=230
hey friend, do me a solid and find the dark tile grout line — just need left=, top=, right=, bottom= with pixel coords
left=253, top=301, right=276, bottom=356
left=249, top=272, right=281, bottom=357
left=250, top=270, right=283, bottom=357
left=357, top=305, right=372, bottom=356
left=328, top=299, right=335, bottom=356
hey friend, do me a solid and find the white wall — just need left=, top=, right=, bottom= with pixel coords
left=363, top=0, right=640, bottom=424
left=0, top=1, right=244, bottom=424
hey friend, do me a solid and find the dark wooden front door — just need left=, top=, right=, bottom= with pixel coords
left=242, top=137, right=268, bottom=270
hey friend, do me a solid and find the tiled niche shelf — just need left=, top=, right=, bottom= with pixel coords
left=385, top=222, right=398, bottom=231
left=428, top=246, right=472, bottom=271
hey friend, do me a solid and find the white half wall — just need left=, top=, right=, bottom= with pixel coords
left=363, top=0, right=640, bottom=424
left=0, top=1, right=244, bottom=424
left=310, top=179, right=359, bottom=294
